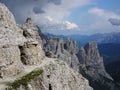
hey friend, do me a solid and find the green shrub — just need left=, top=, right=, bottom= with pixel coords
left=7, top=69, right=43, bottom=90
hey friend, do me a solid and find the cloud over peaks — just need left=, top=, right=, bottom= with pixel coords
left=1, top=0, right=91, bottom=34
left=109, top=18, right=120, bottom=26
left=86, top=7, right=120, bottom=34
left=1, top=0, right=91, bottom=23
left=39, top=16, right=79, bottom=32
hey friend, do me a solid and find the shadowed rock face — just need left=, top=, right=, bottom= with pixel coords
left=77, top=42, right=120, bottom=90
left=77, top=42, right=112, bottom=80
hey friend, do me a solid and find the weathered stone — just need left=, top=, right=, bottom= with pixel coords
left=64, top=38, right=78, bottom=54
left=76, top=42, right=120, bottom=90
left=0, top=3, right=25, bottom=78
left=77, top=42, right=112, bottom=80
left=19, top=44, right=43, bottom=65
left=0, top=2, right=118, bottom=90
left=0, top=46, right=23, bottom=78
left=0, top=3, right=16, bottom=27
left=42, top=37, right=80, bottom=71
left=14, top=59, right=93, bottom=90
left=18, top=18, right=45, bottom=65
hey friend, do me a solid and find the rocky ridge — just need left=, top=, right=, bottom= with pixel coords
left=41, top=26, right=120, bottom=90
left=77, top=42, right=112, bottom=80
left=11, top=58, right=92, bottom=90
left=0, top=3, right=92, bottom=90
left=42, top=37, right=80, bottom=71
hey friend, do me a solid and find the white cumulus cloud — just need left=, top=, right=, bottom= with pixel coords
left=85, top=7, right=120, bottom=34
left=1, top=0, right=91, bottom=34
left=88, top=7, right=120, bottom=19
left=39, top=16, right=79, bottom=33
left=64, top=21, right=79, bottom=29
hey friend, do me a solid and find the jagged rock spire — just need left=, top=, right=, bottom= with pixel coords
left=26, top=17, right=33, bottom=24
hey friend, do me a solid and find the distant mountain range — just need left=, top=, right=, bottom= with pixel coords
left=71, top=33, right=120, bottom=46
left=45, top=32, right=120, bottom=63
left=45, top=32, right=120, bottom=83
left=45, top=32, right=120, bottom=47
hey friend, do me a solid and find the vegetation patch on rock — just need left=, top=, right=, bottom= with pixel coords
left=7, top=69, right=43, bottom=90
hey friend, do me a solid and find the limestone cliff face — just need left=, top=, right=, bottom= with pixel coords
left=77, top=42, right=112, bottom=80
left=18, top=18, right=44, bottom=65
left=15, top=59, right=92, bottom=90
left=0, top=3, right=25, bottom=78
left=0, top=3, right=44, bottom=77
left=0, top=3, right=93, bottom=90
left=0, top=2, right=42, bottom=78
left=41, top=30, right=120, bottom=89
left=77, top=42, right=120, bottom=90
left=0, top=3, right=16, bottom=27
left=64, top=38, right=78, bottom=54
left=42, top=37, right=80, bottom=71
left=41, top=33, right=112, bottom=80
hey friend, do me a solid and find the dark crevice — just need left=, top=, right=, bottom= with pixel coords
left=18, top=46, right=27, bottom=65
left=49, top=84, right=52, bottom=90
left=47, top=75, right=50, bottom=78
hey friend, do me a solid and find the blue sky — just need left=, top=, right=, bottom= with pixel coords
left=0, top=0, right=120, bottom=35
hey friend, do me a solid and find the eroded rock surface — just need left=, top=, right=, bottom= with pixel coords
left=0, top=3, right=93, bottom=90
left=0, top=3, right=44, bottom=78
left=77, top=42, right=119, bottom=90
left=0, top=3, right=25, bottom=78
left=77, top=42, right=112, bottom=80
left=41, top=31, right=120, bottom=89
left=18, top=18, right=44, bottom=65
left=42, top=37, right=80, bottom=71
left=15, top=59, right=92, bottom=90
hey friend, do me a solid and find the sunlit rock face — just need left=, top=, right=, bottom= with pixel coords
left=18, top=18, right=45, bottom=65
left=0, top=3, right=25, bottom=78
left=0, top=3, right=16, bottom=27
left=16, top=59, right=93, bottom=90
left=0, top=3, right=93, bottom=90
left=0, top=3, right=44, bottom=78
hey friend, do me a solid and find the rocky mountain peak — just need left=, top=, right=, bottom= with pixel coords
left=77, top=41, right=117, bottom=90
left=64, top=38, right=78, bottom=54
left=26, top=17, right=33, bottom=24
left=0, top=3, right=16, bottom=27
left=0, top=3, right=93, bottom=90
left=84, top=41, right=102, bottom=65
left=77, top=41, right=112, bottom=78
left=42, top=37, right=80, bottom=71
left=84, top=41, right=97, bottom=50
